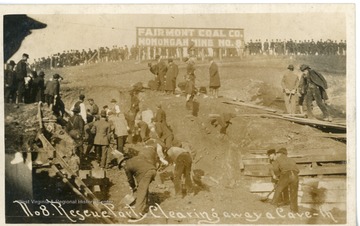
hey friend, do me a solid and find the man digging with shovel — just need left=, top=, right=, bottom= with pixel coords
left=261, top=149, right=290, bottom=206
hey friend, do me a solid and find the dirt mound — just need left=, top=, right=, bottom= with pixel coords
left=5, top=55, right=347, bottom=224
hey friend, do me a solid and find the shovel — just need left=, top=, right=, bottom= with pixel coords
left=260, top=187, right=275, bottom=202
left=121, top=193, right=136, bottom=206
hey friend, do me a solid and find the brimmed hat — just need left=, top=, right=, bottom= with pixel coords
left=287, top=64, right=294, bottom=70
left=110, top=99, right=117, bottom=103
left=267, top=149, right=276, bottom=156
left=79, top=94, right=85, bottom=100
left=276, top=148, right=288, bottom=155
left=300, top=64, right=310, bottom=72
left=22, top=53, right=29, bottom=58
left=8, top=60, right=16, bottom=66
left=53, top=74, right=60, bottom=79
left=39, top=71, right=45, bottom=76
left=88, top=98, right=94, bottom=101
left=168, top=58, right=173, bottom=63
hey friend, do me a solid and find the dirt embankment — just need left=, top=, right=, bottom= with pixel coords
left=5, top=55, right=347, bottom=224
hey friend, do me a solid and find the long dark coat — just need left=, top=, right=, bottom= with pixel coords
left=165, top=62, right=179, bottom=91
left=209, top=61, right=220, bottom=88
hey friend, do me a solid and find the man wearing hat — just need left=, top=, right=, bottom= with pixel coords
left=208, top=56, right=221, bottom=98
left=149, top=54, right=167, bottom=92
left=91, top=110, right=113, bottom=169
left=33, top=71, right=45, bottom=103
left=118, top=152, right=157, bottom=218
left=110, top=99, right=121, bottom=116
left=267, top=149, right=289, bottom=205
left=71, top=94, right=87, bottom=123
left=281, top=64, right=299, bottom=114
left=154, top=103, right=167, bottom=125
left=271, top=148, right=299, bottom=213
left=185, top=57, right=196, bottom=82
left=15, top=53, right=30, bottom=103
left=130, top=90, right=140, bottom=115
left=4, top=60, right=17, bottom=103
left=108, top=109, right=129, bottom=153
left=45, top=74, right=60, bottom=109
left=300, top=64, right=332, bottom=121
left=86, top=98, right=99, bottom=123
left=164, top=58, right=179, bottom=94
left=66, top=105, right=85, bottom=160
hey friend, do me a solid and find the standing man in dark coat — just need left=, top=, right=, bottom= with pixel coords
left=91, top=110, right=112, bottom=169
left=149, top=55, right=167, bottom=92
left=164, top=58, right=179, bottom=94
left=45, top=74, right=60, bottom=109
left=300, top=64, right=331, bottom=121
left=28, top=71, right=38, bottom=103
left=271, top=148, right=299, bottom=213
left=33, top=71, right=45, bottom=103
left=208, top=57, right=221, bottom=98
left=15, top=53, right=30, bottom=103
left=154, top=104, right=167, bottom=125
left=4, top=60, right=17, bottom=103
left=267, top=149, right=289, bottom=206
left=66, top=106, right=85, bottom=160
left=130, top=90, right=140, bottom=116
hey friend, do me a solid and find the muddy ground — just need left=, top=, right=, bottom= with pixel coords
left=5, top=55, right=347, bottom=224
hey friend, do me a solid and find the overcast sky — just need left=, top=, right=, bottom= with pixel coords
left=9, top=12, right=347, bottom=61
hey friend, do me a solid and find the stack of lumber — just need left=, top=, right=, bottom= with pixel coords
left=250, top=177, right=346, bottom=211
left=243, top=152, right=346, bottom=177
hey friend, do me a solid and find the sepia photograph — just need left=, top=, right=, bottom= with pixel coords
left=1, top=3, right=356, bottom=225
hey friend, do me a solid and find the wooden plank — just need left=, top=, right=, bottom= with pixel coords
left=300, top=165, right=346, bottom=176
left=318, top=180, right=346, bottom=190
left=250, top=183, right=274, bottom=192
left=222, top=101, right=278, bottom=113
left=313, top=133, right=346, bottom=139
left=38, top=102, right=43, bottom=129
left=244, top=165, right=346, bottom=177
left=280, top=113, right=307, bottom=118
left=246, top=147, right=345, bottom=155
left=243, top=154, right=346, bottom=166
left=260, top=114, right=346, bottom=131
left=295, top=155, right=346, bottom=164
left=243, top=153, right=305, bottom=159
